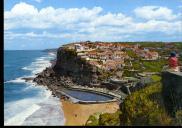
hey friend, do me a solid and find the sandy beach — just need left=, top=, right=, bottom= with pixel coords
left=61, top=99, right=119, bottom=126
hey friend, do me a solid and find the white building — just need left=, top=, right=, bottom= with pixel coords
left=74, top=44, right=84, bottom=52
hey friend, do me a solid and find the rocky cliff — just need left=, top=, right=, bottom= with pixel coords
left=39, top=46, right=107, bottom=87
left=53, top=47, right=96, bottom=85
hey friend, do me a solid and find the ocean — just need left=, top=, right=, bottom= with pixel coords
left=4, top=50, right=65, bottom=126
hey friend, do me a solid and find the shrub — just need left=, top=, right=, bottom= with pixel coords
left=85, top=82, right=174, bottom=126
left=85, top=113, right=100, bottom=126
left=174, top=110, right=182, bottom=126
left=99, top=110, right=121, bottom=126
left=126, top=50, right=138, bottom=58
left=151, top=75, right=161, bottom=82
left=141, top=59, right=167, bottom=72
left=120, top=82, right=173, bottom=126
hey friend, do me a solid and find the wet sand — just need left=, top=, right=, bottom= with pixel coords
left=61, top=99, right=119, bottom=126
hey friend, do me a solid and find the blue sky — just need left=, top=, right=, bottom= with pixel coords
left=4, top=0, right=182, bottom=50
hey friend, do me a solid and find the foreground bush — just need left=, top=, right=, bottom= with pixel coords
left=86, top=111, right=121, bottom=126
left=85, top=82, right=175, bottom=126
left=120, top=82, right=172, bottom=126
left=99, top=110, right=121, bottom=126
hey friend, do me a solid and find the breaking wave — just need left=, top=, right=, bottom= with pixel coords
left=4, top=52, right=64, bottom=126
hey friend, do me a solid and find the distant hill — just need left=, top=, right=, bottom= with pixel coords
left=43, top=48, right=57, bottom=53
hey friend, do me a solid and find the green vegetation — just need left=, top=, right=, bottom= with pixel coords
left=151, top=75, right=161, bottom=82
left=139, top=42, right=165, bottom=48
left=132, top=61, right=141, bottom=70
left=126, top=50, right=138, bottom=58
left=86, top=82, right=177, bottom=126
left=64, top=47, right=77, bottom=56
left=123, top=59, right=167, bottom=77
left=175, top=43, right=182, bottom=50
left=99, top=70, right=115, bottom=81
left=141, top=59, right=167, bottom=72
left=122, top=70, right=137, bottom=77
left=85, top=111, right=121, bottom=126
left=175, top=110, right=182, bottom=126
left=99, top=111, right=121, bottom=126
left=120, top=82, right=172, bottom=126
left=85, top=113, right=100, bottom=126
left=119, top=42, right=164, bottom=48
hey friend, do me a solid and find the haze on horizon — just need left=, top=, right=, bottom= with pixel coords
left=4, top=0, right=182, bottom=50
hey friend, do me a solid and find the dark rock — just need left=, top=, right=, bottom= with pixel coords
left=161, top=71, right=182, bottom=117
left=22, top=77, right=34, bottom=82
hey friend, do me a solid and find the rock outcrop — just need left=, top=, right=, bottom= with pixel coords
left=52, top=47, right=103, bottom=86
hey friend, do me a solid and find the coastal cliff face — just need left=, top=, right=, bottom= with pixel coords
left=33, top=44, right=118, bottom=94
left=52, top=47, right=103, bottom=86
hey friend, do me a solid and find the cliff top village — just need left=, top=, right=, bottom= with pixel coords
left=64, top=42, right=159, bottom=71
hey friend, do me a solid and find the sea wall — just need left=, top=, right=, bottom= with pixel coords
left=161, top=71, right=182, bottom=117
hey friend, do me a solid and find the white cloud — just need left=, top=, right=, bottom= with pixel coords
left=4, top=30, right=131, bottom=42
left=4, top=2, right=104, bottom=30
left=5, top=2, right=38, bottom=18
left=4, top=2, right=182, bottom=41
left=5, top=31, right=64, bottom=39
left=133, top=20, right=182, bottom=34
left=89, top=12, right=133, bottom=27
left=134, top=6, right=178, bottom=21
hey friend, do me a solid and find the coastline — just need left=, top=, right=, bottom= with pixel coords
left=32, top=68, right=120, bottom=125
left=4, top=51, right=65, bottom=126
left=31, top=50, right=123, bottom=125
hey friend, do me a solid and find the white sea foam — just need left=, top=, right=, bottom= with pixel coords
left=22, top=96, right=65, bottom=126
left=4, top=91, right=64, bottom=126
left=4, top=98, right=43, bottom=121
left=5, top=52, right=65, bottom=126
left=4, top=75, right=35, bottom=84
left=22, top=58, right=51, bottom=75
left=4, top=104, right=41, bottom=126
left=35, top=58, right=44, bottom=61
left=5, top=77, right=26, bottom=84
left=48, top=52, right=56, bottom=56
left=11, top=54, right=52, bottom=84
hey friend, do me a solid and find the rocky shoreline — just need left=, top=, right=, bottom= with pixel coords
left=33, top=67, right=68, bottom=96
left=32, top=66, right=125, bottom=101
left=29, top=43, right=156, bottom=102
left=31, top=45, right=128, bottom=101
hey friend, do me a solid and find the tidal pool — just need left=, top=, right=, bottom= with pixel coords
left=63, top=89, right=114, bottom=101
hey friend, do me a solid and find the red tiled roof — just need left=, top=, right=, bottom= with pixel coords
left=88, top=61, right=99, bottom=66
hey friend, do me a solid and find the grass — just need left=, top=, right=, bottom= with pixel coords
left=151, top=75, right=161, bottom=82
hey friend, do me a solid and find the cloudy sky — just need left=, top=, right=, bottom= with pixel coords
left=4, top=0, right=182, bottom=50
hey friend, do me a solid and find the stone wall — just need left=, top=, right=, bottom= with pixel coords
left=161, top=71, right=182, bottom=117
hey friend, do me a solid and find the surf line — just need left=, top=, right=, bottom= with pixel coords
left=4, top=104, right=41, bottom=125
